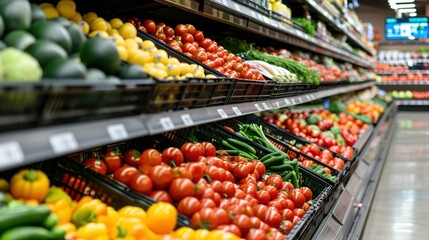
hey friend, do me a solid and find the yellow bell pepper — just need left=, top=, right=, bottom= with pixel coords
left=206, top=230, right=241, bottom=240
left=97, top=207, right=119, bottom=240
left=77, top=223, right=109, bottom=240
left=193, top=229, right=211, bottom=240
left=146, top=202, right=177, bottom=235
left=72, top=199, right=107, bottom=228
left=58, top=223, right=77, bottom=234
left=118, top=206, right=146, bottom=224
left=10, top=169, right=50, bottom=203
left=47, top=198, right=73, bottom=224
left=174, top=227, right=195, bottom=239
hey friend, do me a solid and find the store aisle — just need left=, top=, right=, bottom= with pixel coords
left=362, top=112, right=429, bottom=240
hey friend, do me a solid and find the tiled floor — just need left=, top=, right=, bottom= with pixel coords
left=361, top=112, right=429, bottom=240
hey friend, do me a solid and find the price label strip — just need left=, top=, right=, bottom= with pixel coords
left=254, top=104, right=263, bottom=111
left=107, top=124, right=129, bottom=141
left=49, top=132, right=79, bottom=154
left=0, top=141, right=25, bottom=167
left=181, top=114, right=194, bottom=126
left=160, top=117, right=175, bottom=131
left=262, top=102, right=270, bottom=110
left=232, top=107, right=242, bottom=116
left=217, top=109, right=228, bottom=118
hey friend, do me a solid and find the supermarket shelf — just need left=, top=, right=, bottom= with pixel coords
left=376, top=70, right=429, bottom=75
left=377, top=59, right=429, bottom=65
left=377, top=82, right=429, bottom=91
left=311, top=102, right=398, bottom=240
left=152, top=0, right=374, bottom=68
left=0, top=81, right=374, bottom=171
left=395, top=99, right=429, bottom=111
left=303, top=0, right=375, bottom=56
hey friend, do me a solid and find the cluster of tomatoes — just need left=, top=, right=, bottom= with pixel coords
left=126, top=17, right=265, bottom=80
left=292, top=143, right=345, bottom=171
left=82, top=141, right=314, bottom=239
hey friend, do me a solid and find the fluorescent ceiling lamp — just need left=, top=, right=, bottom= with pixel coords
left=398, top=8, right=417, bottom=13
left=409, top=13, right=417, bottom=16
left=388, top=0, right=415, bottom=3
left=391, top=3, right=415, bottom=9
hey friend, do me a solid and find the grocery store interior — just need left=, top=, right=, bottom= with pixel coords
left=1, top=0, right=429, bottom=239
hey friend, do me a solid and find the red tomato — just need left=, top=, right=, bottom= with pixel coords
left=194, top=182, right=207, bottom=199
left=281, top=181, right=294, bottom=193
left=162, top=26, right=174, bottom=37
left=181, top=32, right=194, bottom=43
left=292, top=215, right=301, bottom=225
left=233, top=214, right=252, bottom=235
left=246, top=228, right=267, bottom=240
left=253, top=204, right=268, bottom=220
left=293, top=208, right=306, bottom=218
left=147, top=165, right=173, bottom=189
left=169, top=178, right=195, bottom=201
left=103, top=150, right=122, bottom=174
left=214, top=208, right=231, bottom=225
left=123, top=149, right=141, bottom=167
left=193, top=50, right=208, bottom=62
left=225, top=171, right=235, bottom=183
left=249, top=216, right=261, bottom=228
left=182, top=42, right=197, bottom=54
left=240, top=183, right=257, bottom=198
left=194, top=30, right=204, bottom=41
left=210, top=180, right=224, bottom=194
left=205, top=165, right=220, bottom=181
left=129, top=173, right=153, bottom=195
left=289, top=190, right=306, bottom=208
left=162, top=147, right=184, bottom=167
left=183, top=162, right=205, bottom=183
left=174, top=24, right=188, bottom=35
left=254, top=160, right=266, bottom=177
left=217, top=168, right=227, bottom=182
left=279, top=220, right=294, bottom=234
left=265, top=174, right=283, bottom=190
left=177, top=197, right=201, bottom=218
left=200, top=198, right=217, bottom=208
left=171, top=167, right=193, bottom=180
left=264, top=209, right=282, bottom=228
left=300, top=187, right=313, bottom=202
left=234, top=189, right=246, bottom=199
left=113, top=166, right=138, bottom=185
left=213, top=58, right=224, bottom=67
left=222, top=181, right=236, bottom=198
left=185, top=24, right=196, bottom=35
left=191, top=208, right=219, bottom=230
left=216, top=224, right=241, bottom=237
left=256, top=190, right=270, bottom=205
left=149, top=190, right=172, bottom=203
left=233, top=163, right=252, bottom=179
left=263, top=185, right=278, bottom=200
left=240, top=176, right=257, bottom=185
left=83, top=158, right=107, bottom=175
left=267, top=200, right=282, bottom=211
left=281, top=208, right=294, bottom=221
left=142, top=19, right=156, bottom=33
left=139, top=149, right=161, bottom=167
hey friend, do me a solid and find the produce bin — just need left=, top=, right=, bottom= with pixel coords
left=228, top=79, right=276, bottom=103
left=164, top=125, right=332, bottom=240
left=148, top=78, right=234, bottom=112
left=271, top=82, right=319, bottom=99
left=3, top=157, right=193, bottom=227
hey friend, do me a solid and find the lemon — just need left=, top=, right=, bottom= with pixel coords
left=118, top=22, right=137, bottom=39
left=189, top=64, right=199, bottom=73
left=108, top=28, right=119, bottom=36
left=72, top=12, right=82, bottom=22
left=168, top=58, right=181, bottom=66
left=152, top=51, right=169, bottom=65
left=146, top=68, right=168, bottom=79
left=89, top=30, right=109, bottom=38
left=90, top=17, right=108, bottom=32
left=142, top=40, right=156, bottom=51
left=165, top=76, right=175, bottom=80
left=180, top=63, right=191, bottom=75
left=112, top=35, right=125, bottom=46
left=154, top=62, right=167, bottom=71
left=56, top=0, right=76, bottom=19
left=124, top=38, right=138, bottom=50
left=43, top=7, right=59, bottom=19
left=206, top=74, right=217, bottom=78
left=166, top=64, right=181, bottom=76
left=40, top=3, right=55, bottom=9
left=134, top=37, right=143, bottom=46
left=110, top=18, right=123, bottom=29
left=116, top=45, right=128, bottom=61
left=77, top=20, right=89, bottom=34
left=128, top=50, right=151, bottom=66
left=194, top=70, right=205, bottom=78
left=83, top=12, right=98, bottom=24
left=106, top=22, right=112, bottom=32
left=183, top=73, right=194, bottom=78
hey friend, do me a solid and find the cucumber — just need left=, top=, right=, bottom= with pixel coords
left=0, top=205, right=51, bottom=233
left=267, top=163, right=294, bottom=172
left=262, top=155, right=286, bottom=167
left=282, top=171, right=294, bottom=182
left=227, top=138, right=257, bottom=155
left=42, top=214, right=59, bottom=230
left=223, top=149, right=240, bottom=155
left=0, top=226, right=55, bottom=240
left=260, top=152, right=285, bottom=162
left=221, top=140, right=239, bottom=151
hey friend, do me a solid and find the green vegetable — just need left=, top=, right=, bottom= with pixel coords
left=0, top=226, right=57, bottom=240
left=42, top=214, right=59, bottom=230
left=335, top=135, right=346, bottom=146
left=0, top=205, right=51, bottom=233
left=238, top=123, right=282, bottom=153
left=330, top=126, right=341, bottom=135
left=310, top=165, right=337, bottom=181
left=222, top=149, right=240, bottom=155
left=260, top=152, right=286, bottom=162
left=226, top=138, right=257, bottom=155
left=0, top=47, right=42, bottom=81
left=309, top=125, right=321, bottom=134
left=297, top=118, right=307, bottom=126
left=306, top=114, right=322, bottom=124
left=353, top=114, right=373, bottom=124
left=322, top=131, right=335, bottom=140
left=262, top=155, right=286, bottom=167
left=267, top=163, right=294, bottom=172
left=293, top=18, right=316, bottom=36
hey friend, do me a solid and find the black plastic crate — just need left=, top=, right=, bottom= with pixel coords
left=41, top=81, right=154, bottom=124
left=148, top=78, right=234, bottom=112
left=228, top=80, right=276, bottom=103
left=0, top=82, right=47, bottom=132
left=165, top=125, right=332, bottom=240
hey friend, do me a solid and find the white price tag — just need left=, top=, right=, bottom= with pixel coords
left=233, top=3, right=240, bottom=12
left=160, top=117, right=175, bottom=131
left=262, top=102, right=270, bottom=110
left=291, top=99, right=296, bottom=105
left=275, top=102, right=281, bottom=108
left=297, top=97, right=303, bottom=103
left=181, top=114, right=194, bottom=126
left=107, top=124, right=128, bottom=141
left=262, top=16, right=269, bottom=24
left=254, top=104, right=263, bottom=111
left=217, top=109, right=228, bottom=118
left=0, top=141, right=24, bottom=166
left=284, top=99, right=291, bottom=105
left=249, top=10, right=256, bottom=18
left=49, top=132, right=78, bottom=154
left=232, top=107, right=242, bottom=115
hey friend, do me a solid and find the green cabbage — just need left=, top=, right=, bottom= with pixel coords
left=0, top=47, right=42, bottom=82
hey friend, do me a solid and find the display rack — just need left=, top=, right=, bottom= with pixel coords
left=377, top=82, right=429, bottom=91
left=0, top=81, right=374, bottom=171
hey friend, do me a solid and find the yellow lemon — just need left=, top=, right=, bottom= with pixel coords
left=154, top=62, right=167, bottom=71
left=183, top=73, right=194, bottom=79
left=168, top=58, right=181, bottom=66
left=43, top=7, right=59, bottom=19
left=206, top=74, right=217, bottom=78
left=112, top=35, right=125, bottom=46
left=83, top=12, right=98, bottom=24
left=108, top=28, right=119, bottom=36
left=141, top=40, right=156, bottom=51
left=71, top=12, right=82, bottom=22
left=124, top=38, right=138, bottom=50
left=77, top=20, right=89, bottom=34
left=134, top=37, right=143, bottom=46
left=40, top=3, right=55, bottom=9
left=194, top=70, right=205, bottom=78
left=90, top=17, right=108, bottom=32
left=128, top=50, right=151, bottom=66
left=118, top=23, right=137, bottom=39
left=88, top=30, right=109, bottom=38
left=166, top=64, right=181, bottom=77
left=116, top=45, right=128, bottom=61
left=56, top=0, right=76, bottom=19
left=146, top=68, right=168, bottom=79
left=152, top=50, right=169, bottom=65
left=180, top=63, right=191, bottom=75
left=110, top=18, right=123, bottom=29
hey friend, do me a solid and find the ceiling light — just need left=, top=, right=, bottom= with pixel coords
left=398, top=8, right=417, bottom=13
left=391, top=3, right=416, bottom=9
left=409, top=13, right=417, bottom=16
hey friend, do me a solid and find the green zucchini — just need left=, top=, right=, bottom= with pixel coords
left=260, top=152, right=285, bottom=162
left=262, top=155, right=286, bottom=167
left=267, top=164, right=294, bottom=172
left=0, top=205, right=51, bottom=233
left=0, top=226, right=55, bottom=240
left=227, top=138, right=257, bottom=155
